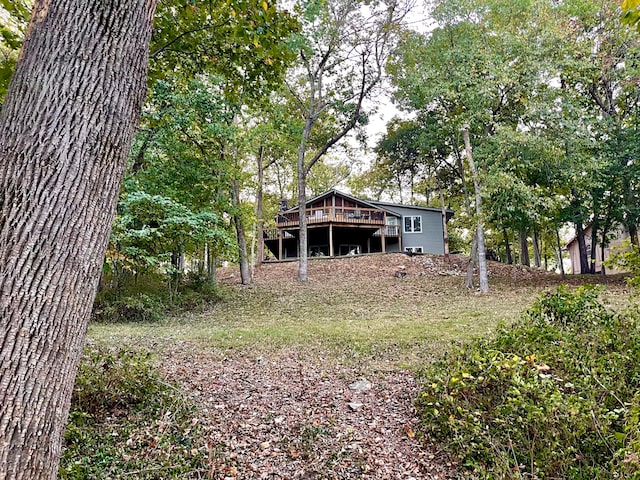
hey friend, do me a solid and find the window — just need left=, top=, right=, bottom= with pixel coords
left=405, top=246, right=423, bottom=254
left=403, top=215, right=422, bottom=233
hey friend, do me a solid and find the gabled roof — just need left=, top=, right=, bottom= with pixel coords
left=368, top=199, right=454, bottom=219
left=285, top=189, right=454, bottom=219
left=283, top=189, right=398, bottom=216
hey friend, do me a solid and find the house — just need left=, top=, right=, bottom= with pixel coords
left=566, top=224, right=632, bottom=274
left=262, top=190, right=453, bottom=261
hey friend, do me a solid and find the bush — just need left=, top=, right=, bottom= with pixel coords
left=416, top=285, right=640, bottom=479
left=60, top=344, right=208, bottom=479
left=92, top=274, right=222, bottom=323
left=92, top=293, right=164, bottom=323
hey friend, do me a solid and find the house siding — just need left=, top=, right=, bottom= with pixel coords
left=264, top=190, right=452, bottom=260
left=377, top=205, right=445, bottom=254
left=566, top=225, right=631, bottom=274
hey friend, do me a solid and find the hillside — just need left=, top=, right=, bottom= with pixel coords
left=90, top=253, right=629, bottom=479
left=249, top=253, right=556, bottom=283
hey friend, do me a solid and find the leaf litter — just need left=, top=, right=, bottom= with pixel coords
left=162, top=345, right=456, bottom=479
left=156, top=253, right=627, bottom=478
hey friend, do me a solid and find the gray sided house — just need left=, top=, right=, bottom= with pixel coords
left=262, top=190, right=453, bottom=261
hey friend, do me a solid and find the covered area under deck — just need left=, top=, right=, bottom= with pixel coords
left=262, top=190, right=402, bottom=261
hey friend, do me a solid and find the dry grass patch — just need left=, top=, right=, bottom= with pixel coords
left=89, top=254, right=629, bottom=366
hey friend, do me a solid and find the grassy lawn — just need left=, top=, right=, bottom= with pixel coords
left=88, top=262, right=632, bottom=366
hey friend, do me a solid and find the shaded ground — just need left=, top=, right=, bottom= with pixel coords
left=96, top=253, right=629, bottom=479
left=163, top=345, right=455, bottom=479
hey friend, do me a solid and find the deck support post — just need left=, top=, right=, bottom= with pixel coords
left=278, top=231, right=283, bottom=260
left=329, top=224, right=334, bottom=257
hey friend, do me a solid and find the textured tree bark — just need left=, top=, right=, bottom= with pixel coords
left=0, top=1, right=157, bottom=478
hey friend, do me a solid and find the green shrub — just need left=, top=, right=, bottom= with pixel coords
left=60, top=344, right=207, bottom=479
left=92, top=293, right=164, bottom=323
left=92, top=274, right=222, bottom=323
left=416, top=285, right=640, bottom=479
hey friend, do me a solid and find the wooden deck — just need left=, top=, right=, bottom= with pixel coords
left=275, top=206, right=386, bottom=229
left=263, top=224, right=400, bottom=241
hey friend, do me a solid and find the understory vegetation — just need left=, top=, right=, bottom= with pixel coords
left=417, top=285, right=640, bottom=479
left=93, top=271, right=222, bottom=324
left=59, top=345, right=208, bottom=479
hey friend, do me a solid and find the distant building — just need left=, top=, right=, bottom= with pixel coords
left=566, top=224, right=632, bottom=274
left=262, top=190, right=453, bottom=261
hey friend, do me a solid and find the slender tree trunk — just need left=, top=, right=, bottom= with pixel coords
left=570, top=187, right=589, bottom=274
left=622, top=171, right=639, bottom=246
left=629, top=224, right=639, bottom=246
left=463, top=126, right=488, bottom=293
left=0, top=1, right=156, bottom=478
left=519, top=230, right=530, bottom=267
left=439, top=186, right=449, bottom=262
left=466, top=233, right=478, bottom=289
left=576, top=222, right=589, bottom=274
left=297, top=117, right=313, bottom=282
left=130, top=127, right=156, bottom=173
left=255, top=146, right=265, bottom=266
left=533, top=230, right=541, bottom=268
left=503, top=229, right=513, bottom=264
left=206, top=245, right=217, bottom=285
left=232, top=178, right=251, bottom=285
left=556, top=228, right=565, bottom=277
left=589, top=221, right=599, bottom=274
left=297, top=168, right=309, bottom=281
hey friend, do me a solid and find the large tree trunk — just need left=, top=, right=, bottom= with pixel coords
left=463, top=126, right=488, bottom=293
left=0, top=1, right=156, bottom=479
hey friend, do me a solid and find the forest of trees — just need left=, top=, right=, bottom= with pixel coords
left=3, top=0, right=640, bottom=293
left=2, top=0, right=640, bottom=477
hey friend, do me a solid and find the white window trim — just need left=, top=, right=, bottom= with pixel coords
left=403, top=215, right=422, bottom=233
left=405, top=246, right=423, bottom=253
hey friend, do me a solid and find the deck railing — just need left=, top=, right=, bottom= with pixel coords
left=263, top=229, right=294, bottom=241
left=275, top=206, right=386, bottom=228
left=373, top=225, right=400, bottom=237
left=264, top=224, right=400, bottom=241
